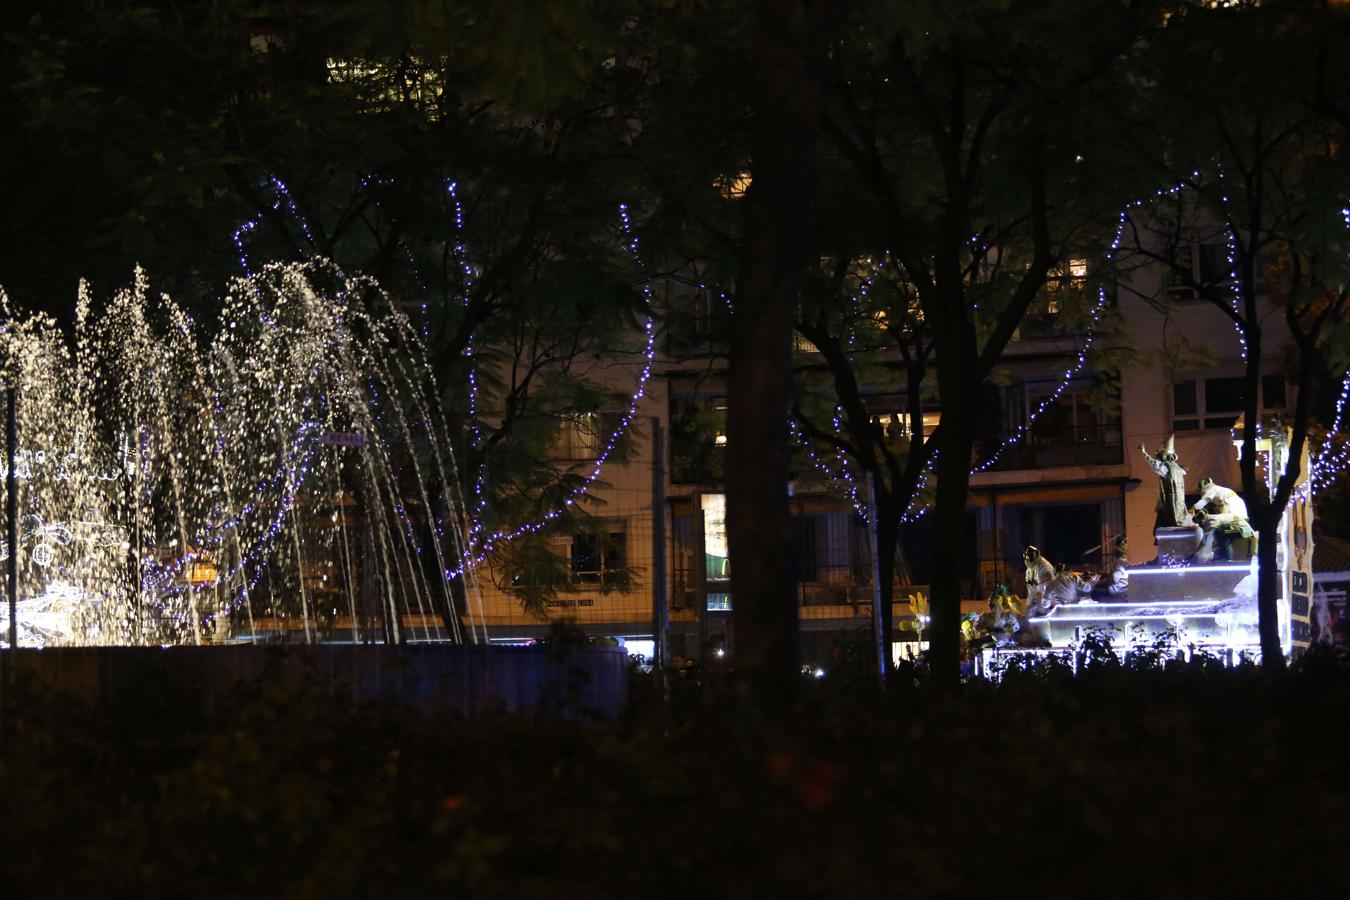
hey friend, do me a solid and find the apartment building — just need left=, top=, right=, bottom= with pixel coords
left=466, top=234, right=1299, bottom=666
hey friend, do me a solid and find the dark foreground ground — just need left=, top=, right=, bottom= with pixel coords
left=2, top=652, right=1348, bottom=899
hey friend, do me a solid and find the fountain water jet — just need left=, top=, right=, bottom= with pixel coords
left=0, top=261, right=482, bottom=647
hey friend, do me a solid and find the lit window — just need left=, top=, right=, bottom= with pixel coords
left=1043, top=257, right=1090, bottom=315
left=1011, top=377, right=1116, bottom=446
left=718, top=171, right=753, bottom=199
left=702, top=494, right=729, bottom=581
left=548, top=412, right=605, bottom=461
left=326, top=57, right=445, bottom=116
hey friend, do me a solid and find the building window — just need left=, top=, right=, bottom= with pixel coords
left=702, top=493, right=729, bottom=581
left=1044, top=256, right=1090, bottom=314
left=1016, top=256, right=1111, bottom=340
left=1262, top=373, right=1287, bottom=409
left=792, top=516, right=818, bottom=583
left=671, top=503, right=697, bottom=610
left=670, top=391, right=726, bottom=483
left=1009, top=377, right=1120, bottom=447
left=1172, top=374, right=1287, bottom=431
left=793, top=332, right=819, bottom=353
left=325, top=57, right=446, bottom=117
left=665, top=287, right=732, bottom=356
left=549, top=412, right=610, bottom=461
left=717, top=171, right=752, bottom=199
left=863, top=393, right=941, bottom=441
left=1166, top=243, right=1233, bottom=299
left=570, top=524, right=627, bottom=588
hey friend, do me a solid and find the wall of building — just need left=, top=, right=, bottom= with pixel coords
left=461, top=225, right=1299, bottom=654
left=1114, top=250, right=1289, bottom=561
left=467, top=360, right=671, bottom=641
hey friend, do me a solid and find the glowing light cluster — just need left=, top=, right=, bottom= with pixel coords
left=0, top=261, right=480, bottom=647
left=443, top=180, right=489, bottom=545
left=1215, top=173, right=1250, bottom=360
left=1307, top=206, right=1350, bottom=492
left=232, top=178, right=657, bottom=596
left=788, top=417, right=867, bottom=520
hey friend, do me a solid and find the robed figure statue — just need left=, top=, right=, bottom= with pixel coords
left=1140, top=435, right=1188, bottom=534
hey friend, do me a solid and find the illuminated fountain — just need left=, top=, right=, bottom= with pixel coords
left=0, top=261, right=483, bottom=647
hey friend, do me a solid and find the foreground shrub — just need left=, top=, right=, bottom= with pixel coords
left=2, top=659, right=1348, bottom=898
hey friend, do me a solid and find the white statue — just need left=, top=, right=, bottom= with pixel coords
left=982, top=589, right=1025, bottom=647
left=1022, top=546, right=1097, bottom=616
left=1190, top=476, right=1255, bottom=562
left=1036, top=570, right=1100, bottom=614
left=1023, top=546, right=1056, bottom=607
left=1192, top=477, right=1248, bottom=527
left=1099, top=535, right=1129, bottom=597
left=1140, top=435, right=1188, bottom=533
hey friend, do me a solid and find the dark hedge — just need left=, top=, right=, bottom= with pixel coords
left=1, top=652, right=1347, bottom=898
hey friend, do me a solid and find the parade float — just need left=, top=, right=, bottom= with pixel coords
left=971, top=429, right=1315, bottom=671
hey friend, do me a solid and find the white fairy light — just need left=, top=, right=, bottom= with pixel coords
left=443, top=202, right=657, bottom=577
left=0, top=259, right=482, bottom=646
left=792, top=185, right=1194, bottom=523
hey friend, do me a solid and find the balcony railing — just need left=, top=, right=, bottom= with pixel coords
left=977, top=422, right=1124, bottom=471
left=1014, top=313, right=1092, bottom=341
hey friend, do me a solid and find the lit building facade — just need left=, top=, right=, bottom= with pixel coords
left=465, top=235, right=1304, bottom=665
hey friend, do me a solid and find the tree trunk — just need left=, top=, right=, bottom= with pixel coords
left=726, top=0, right=825, bottom=696
left=1254, top=510, right=1286, bottom=668
left=874, top=494, right=899, bottom=682
left=928, top=387, right=974, bottom=688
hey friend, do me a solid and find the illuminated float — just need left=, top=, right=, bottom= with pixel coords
left=977, top=426, right=1315, bottom=670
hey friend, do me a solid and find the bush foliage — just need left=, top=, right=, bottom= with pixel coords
left=2, top=654, right=1348, bottom=898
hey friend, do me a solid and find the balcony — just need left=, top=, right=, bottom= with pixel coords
left=977, top=421, right=1124, bottom=471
